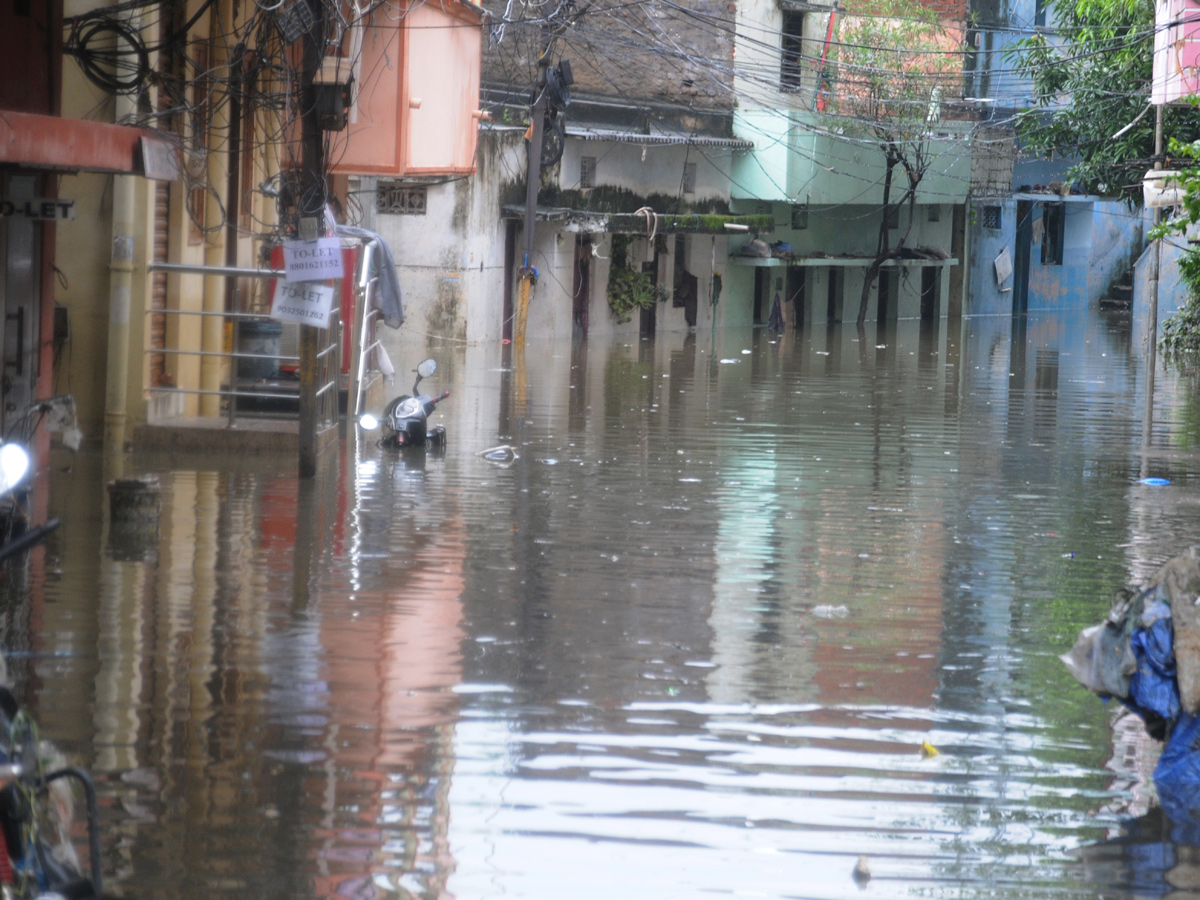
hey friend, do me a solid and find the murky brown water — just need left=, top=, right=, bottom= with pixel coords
left=10, top=311, right=1200, bottom=899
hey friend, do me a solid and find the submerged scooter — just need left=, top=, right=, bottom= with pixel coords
left=359, top=358, right=449, bottom=450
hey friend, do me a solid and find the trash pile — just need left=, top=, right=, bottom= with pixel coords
left=1063, top=547, right=1200, bottom=822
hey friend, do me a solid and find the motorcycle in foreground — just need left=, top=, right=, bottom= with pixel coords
left=0, top=423, right=106, bottom=900
left=359, top=358, right=449, bottom=450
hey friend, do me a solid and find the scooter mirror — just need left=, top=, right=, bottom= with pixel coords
left=416, top=358, right=437, bottom=378
left=0, top=444, right=29, bottom=495
left=358, top=413, right=380, bottom=431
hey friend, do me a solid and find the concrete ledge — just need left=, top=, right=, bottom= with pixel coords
left=133, top=417, right=307, bottom=454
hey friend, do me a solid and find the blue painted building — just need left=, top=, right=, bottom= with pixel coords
left=964, top=0, right=1152, bottom=316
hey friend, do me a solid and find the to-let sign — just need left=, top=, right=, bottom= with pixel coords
left=281, top=237, right=344, bottom=282
left=271, top=281, right=336, bottom=328
left=0, top=199, right=76, bottom=221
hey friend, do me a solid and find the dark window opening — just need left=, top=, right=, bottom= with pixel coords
left=791, top=205, right=808, bottom=229
left=681, top=162, right=697, bottom=194
left=781, top=11, right=806, bottom=92
left=982, top=205, right=1002, bottom=230
left=580, top=156, right=596, bottom=189
left=887, top=205, right=900, bottom=229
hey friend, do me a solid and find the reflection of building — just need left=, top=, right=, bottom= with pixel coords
left=310, top=477, right=466, bottom=898
left=41, top=447, right=469, bottom=899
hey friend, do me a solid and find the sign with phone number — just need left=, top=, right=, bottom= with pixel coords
left=271, top=280, right=335, bottom=328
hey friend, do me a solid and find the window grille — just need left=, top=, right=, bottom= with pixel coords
left=377, top=182, right=427, bottom=215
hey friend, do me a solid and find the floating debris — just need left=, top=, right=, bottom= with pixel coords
left=1140, top=477, right=1171, bottom=486
left=479, top=445, right=519, bottom=465
left=812, top=604, right=850, bottom=618
left=852, top=855, right=871, bottom=885
left=920, top=740, right=939, bottom=759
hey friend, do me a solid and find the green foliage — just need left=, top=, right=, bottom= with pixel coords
left=1150, top=136, right=1200, bottom=357
left=1159, top=253, right=1200, bottom=357
left=607, top=235, right=666, bottom=324
left=1009, top=0, right=1200, bottom=199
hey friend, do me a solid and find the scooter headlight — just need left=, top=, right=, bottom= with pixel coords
left=0, top=444, right=30, bottom=495
left=358, top=413, right=380, bottom=431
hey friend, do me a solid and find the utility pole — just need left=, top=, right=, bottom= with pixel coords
left=514, top=2, right=560, bottom=353
left=297, top=0, right=327, bottom=478
left=1142, top=102, right=1165, bottom=476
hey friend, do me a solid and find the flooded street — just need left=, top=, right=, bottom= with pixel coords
left=14, top=309, right=1200, bottom=899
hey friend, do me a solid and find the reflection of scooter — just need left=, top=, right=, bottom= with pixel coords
left=359, top=358, right=449, bottom=450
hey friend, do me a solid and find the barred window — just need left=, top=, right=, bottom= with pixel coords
left=580, top=156, right=596, bottom=189
left=982, top=205, right=1001, bottom=230
left=377, top=182, right=427, bottom=215
left=681, top=162, right=697, bottom=194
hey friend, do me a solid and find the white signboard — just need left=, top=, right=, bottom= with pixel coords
left=994, top=247, right=1013, bottom=286
left=271, top=281, right=336, bottom=328
left=281, top=237, right=344, bottom=282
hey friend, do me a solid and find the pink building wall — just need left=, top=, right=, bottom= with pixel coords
left=331, top=0, right=482, bottom=176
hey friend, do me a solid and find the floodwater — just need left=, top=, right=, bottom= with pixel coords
left=11, top=309, right=1200, bottom=900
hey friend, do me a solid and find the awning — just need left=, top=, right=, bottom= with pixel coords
left=565, top=127, right=755, bottom=150
left=0, top=109, right=179, bottom=179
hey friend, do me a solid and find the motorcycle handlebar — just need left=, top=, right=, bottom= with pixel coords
left=0, top=518, right=60, bottom=564
left=434, top=391, right=451, bottom=404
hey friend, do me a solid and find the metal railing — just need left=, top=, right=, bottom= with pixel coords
left=147, top=260, right=342, bottom=430
left=351, top=239, right=384, bottom=420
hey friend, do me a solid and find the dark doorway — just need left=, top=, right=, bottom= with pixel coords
left=0, top=173, right=41, bottom=432
left=673, top=235, right=698, bottom=327
left=920, top=267, right=940, bottom=321
left=640, top=258, right=658, bottom=337
left=786, top=267, right=806, bottom=330
left=573, top=237, right=591, bottom=340
left=826, top=267, right=843, bottom=323
left=877, top=269, right=898, bottom=325
left=1014, top=200, right=1032, bottom=315
left=754, top=268, right=769, bottom=325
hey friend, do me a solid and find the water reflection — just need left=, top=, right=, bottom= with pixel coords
left=13, top=311, right=1200, bottom=899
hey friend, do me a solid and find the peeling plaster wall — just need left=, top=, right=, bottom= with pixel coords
left=371, top=129, right=522, bottom=359
left=370, top=129, right=739, bottom=349
left=969, top=197, right=1144, bottom=317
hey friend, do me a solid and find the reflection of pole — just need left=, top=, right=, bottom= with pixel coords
left=1142, top=103, right=1164, bottom=476
left=298, top=0, right=327, bottom=479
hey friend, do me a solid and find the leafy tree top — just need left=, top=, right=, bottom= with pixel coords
left=1009, top=0, right=1200, bottom=199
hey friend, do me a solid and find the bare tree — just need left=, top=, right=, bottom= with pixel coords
left=833, top=0, right=961, bottom=328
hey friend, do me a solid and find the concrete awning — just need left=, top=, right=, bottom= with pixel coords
left=0, top=109, right=179, bottom=179
left=501, top=205, right=774, bottom=235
